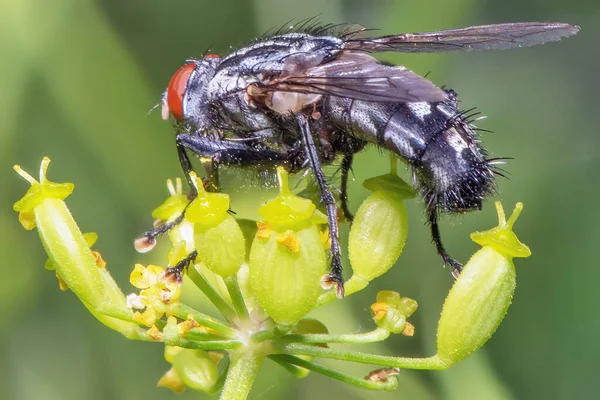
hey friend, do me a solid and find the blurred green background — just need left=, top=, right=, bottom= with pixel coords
left=1, top=0, right=597, bottom=399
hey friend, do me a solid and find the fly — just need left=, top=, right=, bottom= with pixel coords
left=138, top=21, right=580, bottom=297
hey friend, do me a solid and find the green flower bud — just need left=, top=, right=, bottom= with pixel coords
left=249, top=168, right=327, bottom=326
left=348, top=173, right=414, bottom=282
left=13, top=158, right=136, bottom=335
left=371, top=291, right=418, bottom=335
left=185, top=172, right=245, bottom=278
left=437, top=202, right=531, bottom=366
left=172, top=348, right=219, bottom=393
left=159, top=339, right=221, bottom=394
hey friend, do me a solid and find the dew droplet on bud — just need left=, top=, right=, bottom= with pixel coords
left=135, top=236, right=156, bottom=253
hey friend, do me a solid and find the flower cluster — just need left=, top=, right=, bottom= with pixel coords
left=13, top=157, right=531, bottom=400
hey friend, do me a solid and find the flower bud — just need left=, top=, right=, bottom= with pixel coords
left=348, top=174, right=414, bottom=282
left=13, top=158, right=135, bottom=335
left=171, top=348, right=219, bottom=393
left=185, top=172, right=246, bottom=278
left=371, top=291, right=418, bottom=335
left=436, top=202, right=531, bottom=366
left=159, top=340, right=221, bottom=394
left=249, top=168, right=327, bottom=326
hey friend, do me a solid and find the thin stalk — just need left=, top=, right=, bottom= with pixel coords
left=250, top=325, right=291, bottom=342
left=224, top=276, right=250, bottom=321
left=207, top=359, right=230, bottom=395
left=279, top=327, right=390, bottom=345
left=164, top=336, right=243, bottom=350
left=317, top=275, right=369, bottom=307
left=219, top=347, right=266, bottom=400
left=279, top=343, right=449, bottom=370
left=269, top=354, right=398, bottom=391
left=187, top=265, right=237, bottom=322
left=169, top=303, right=237, bottom=338
left=184, top=330, right=229, bottom=341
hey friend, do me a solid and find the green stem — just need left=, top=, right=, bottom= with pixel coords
left=187, top=265, right=237, bottom=322
left=224, top=276, right=250, bottom=321
left=164, top=336, right=243, bottom=350
left=279, top=343, right=449, bottom=370
left=207, top=359, right=230, bottom=395
left=250, top=325, right=290, bottom=342
left=184, top=330, right=229, bottom=341
left=219, top=347, right=266, bottom=400
left=278, top=327, right=390, bottom=345
left=316, top=275, right=369, bottom=307
left=169, top=303, right=237, bottom=338
left=269, top=354, right=398, bottom=391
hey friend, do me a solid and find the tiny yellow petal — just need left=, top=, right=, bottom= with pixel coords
left=256, top=221, right=272, bottom=240
left=18, top=211, right=36, bottom=230
left=130, top=264, right=150, bottom=289
left=401, top=322, right=415, bottom=337
left=134, top=308, right=158, bottom=327
left=370, top=302, right=388, bottom=320
left=147, top=325, right=164, bottom=341
left=157, top=367, right=186, bottom=393
left=178, top=314, right=200, bottom=336
left=91, top=251, right=106, bottom=268
left=83, top=232, right=99, bottom=248
left=56, top=272, right=69, bottom=291
left=148, top=264, right=165, bottom=278
left=277, top=230, right=300, bottom=253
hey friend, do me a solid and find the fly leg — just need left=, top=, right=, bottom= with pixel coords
left=164, top=250, right=199, bottom=283
left=136, top=133, right=303, bottom=251
left=296, top=113, right=345, bottom=298
left=340, top=153, right=354, bottom=223
left=428, top=210, right=462, bottom=278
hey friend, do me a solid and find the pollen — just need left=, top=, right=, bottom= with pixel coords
left=256, top=221, right=272, bottom=240
left=177, top=314, right=200, bottom=336
left=56, top=272, right=69, bottom=291
left=371, top=302, right=389, bottom=320
left=401, top=322, right=415, bottom=337
left=147, top=324, right=164, bottom=342
left=91, top=251, right=106, bottom=268
left=277, top=230, right=300, bottom=253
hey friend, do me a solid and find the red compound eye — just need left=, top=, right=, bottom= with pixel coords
left=166, top=63, right=196, bottom=120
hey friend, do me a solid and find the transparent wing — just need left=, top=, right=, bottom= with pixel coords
left=343, top=22, right=580, bottom=53
left=263, top=52, right=447, bottom=103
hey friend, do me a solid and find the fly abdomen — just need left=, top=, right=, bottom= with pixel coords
left=325, top=90, right=496, bottom=213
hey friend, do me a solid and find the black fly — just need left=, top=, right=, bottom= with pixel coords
left=138, top=21, right=580, bottom=297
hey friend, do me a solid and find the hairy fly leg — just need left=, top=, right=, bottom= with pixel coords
left=164, top=250, right=199, bottom=283
left=340, top=153, right=354, bottom=222
left=136, top=133, right=305, bottom=250
left=296, top=113, right=345, bottom=298
left=428, top=210, right=462, bottom=277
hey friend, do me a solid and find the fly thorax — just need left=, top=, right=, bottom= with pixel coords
left=182, top=59, right=220, bottom=130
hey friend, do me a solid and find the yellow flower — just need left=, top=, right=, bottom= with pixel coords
left=127, top=264, right=183, bottom=326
